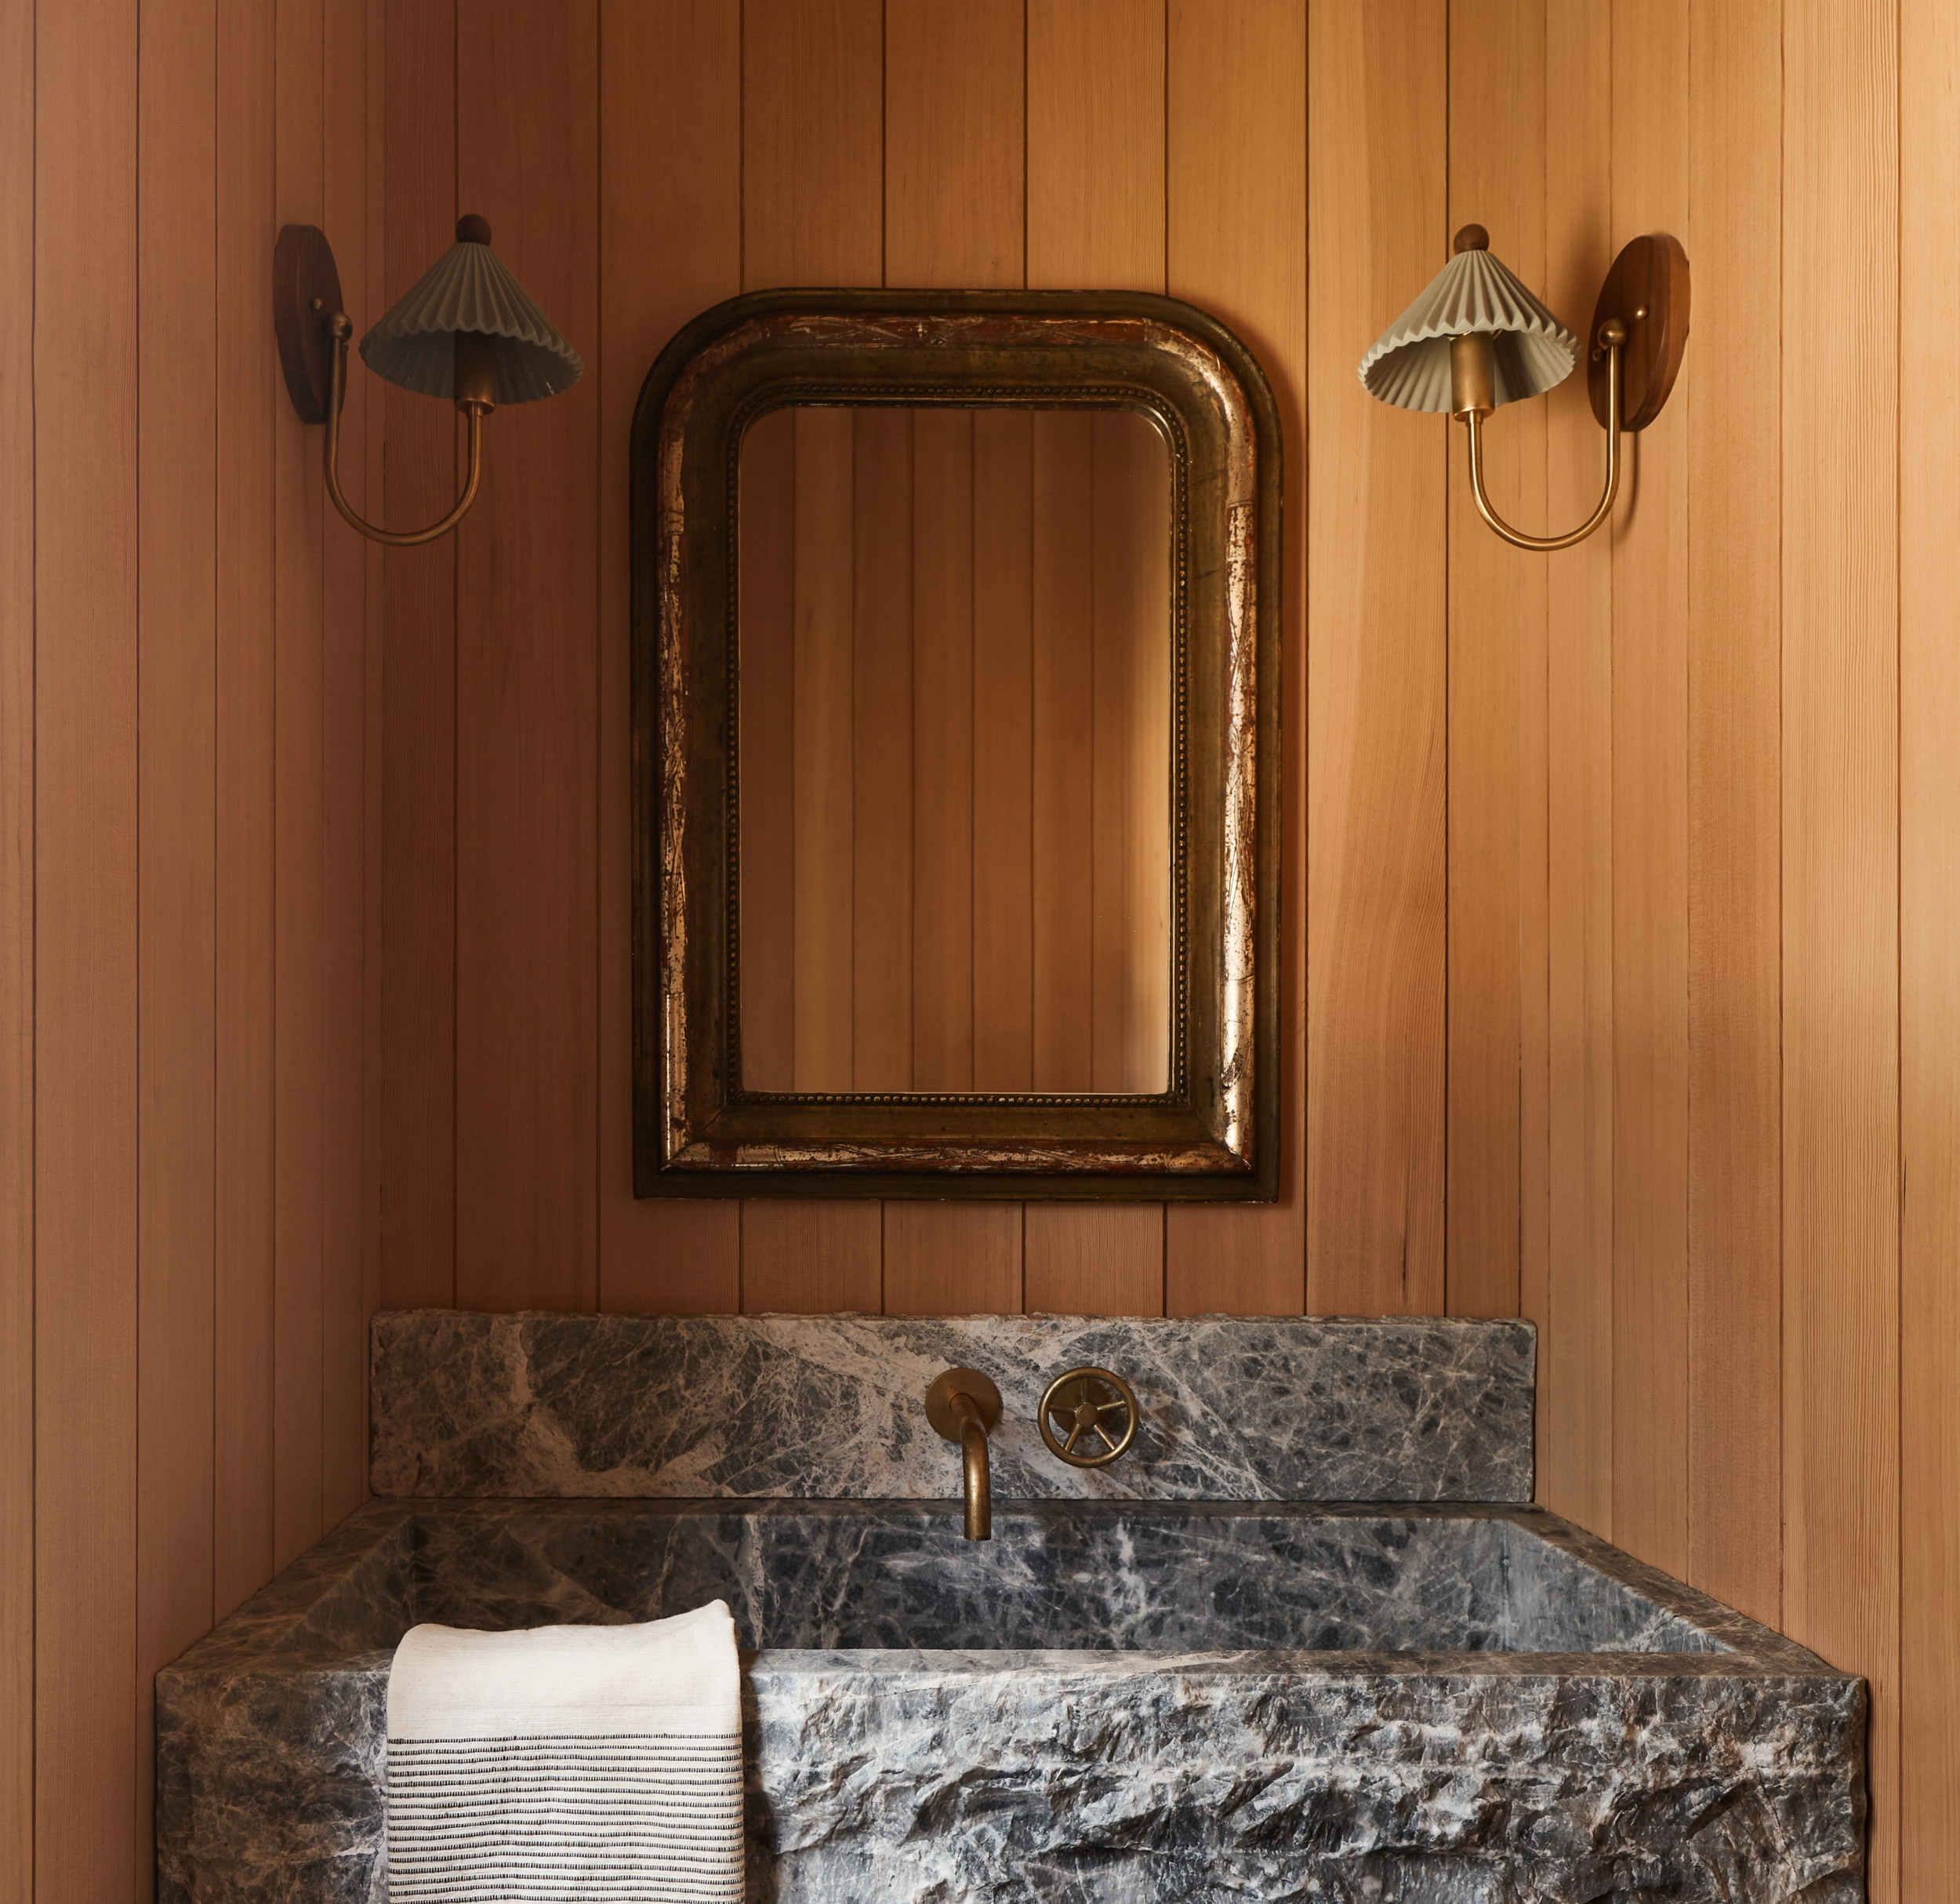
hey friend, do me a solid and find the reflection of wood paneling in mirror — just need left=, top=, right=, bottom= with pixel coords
left=738, top=405, right=1171, bottom=1096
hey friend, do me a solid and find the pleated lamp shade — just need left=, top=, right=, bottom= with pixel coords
left=360, top=215, right=583, bottom=405
left=1358, top=239, right=1577, bottom=413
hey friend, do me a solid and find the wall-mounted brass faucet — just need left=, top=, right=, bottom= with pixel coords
left=925, top=1368, right=1003, bottom=1540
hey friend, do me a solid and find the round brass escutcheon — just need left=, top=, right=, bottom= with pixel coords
left=925, top=1368, right=1002, bottom=1441
left=1038, top=1366, right=1138, bottom=1467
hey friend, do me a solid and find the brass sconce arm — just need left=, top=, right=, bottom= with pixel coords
left=1454, top=321, right=1625, bottom=554
left=321, top=314, right=493, bottom=547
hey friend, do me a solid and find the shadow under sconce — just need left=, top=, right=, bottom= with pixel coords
left=1359, top=225, right=1690, bottom=551
left=271, top=214, right=583, bottom=546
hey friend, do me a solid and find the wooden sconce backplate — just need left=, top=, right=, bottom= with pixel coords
left=1588, top=233, right=1690, bottom=431
left=272, top=223, right=344, bottom=424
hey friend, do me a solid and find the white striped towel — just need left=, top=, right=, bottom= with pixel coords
left=385, top=1601, right=744, bottom=1904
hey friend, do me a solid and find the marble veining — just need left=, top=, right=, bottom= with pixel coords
left=369, top=1310, right=1536, bottom=1502
left=156, top=1499, right=1864, bottom=1904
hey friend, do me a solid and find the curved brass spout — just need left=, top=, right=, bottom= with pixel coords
left=1454, top=320, right=1625, bottom=552
left=321, top=313, right=492, bottom=547
left=925, top=1368, right=1004, bottom=1542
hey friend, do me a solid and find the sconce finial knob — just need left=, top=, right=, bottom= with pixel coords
left=456, top=213, right=493, bottom=245
left=1453, top=223, right=1490, bottom=254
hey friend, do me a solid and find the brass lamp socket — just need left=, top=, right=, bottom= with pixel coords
left=453, top=330, right=499, bottom=414
left=1450, top=332, right=1497, bottom=420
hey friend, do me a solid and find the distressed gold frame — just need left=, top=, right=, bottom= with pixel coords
left=630, top=289, right=1282, bottom=1199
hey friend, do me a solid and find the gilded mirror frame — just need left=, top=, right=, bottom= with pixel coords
left=631, top=289, right=1282, bottom=1199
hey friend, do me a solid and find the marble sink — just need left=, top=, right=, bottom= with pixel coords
left=155, top=1312, right=1867, bottom=1902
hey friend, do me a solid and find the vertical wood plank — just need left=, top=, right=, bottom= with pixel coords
left=851, top=409, right=914, bottom=1092
left=1026, top=0, right=1164, bottom=290
left=739, top=0, right=886, bottom=1309
left=320, top=0, right=372, bottom=1528
left=1023, top=0, right=1170, bottom=1320
left=1900, top=0, right=1960, bottom=1884
left=1685, top=0, right=1783, bottom=1629
left=1537, top=0, right=1614, bottom=1538
left=740, top=1204, right=883, bottom=1314
left=742, top=0, right=883, bottom=290
left=1607, top=0, right=1692, bottom=1586
left=272, top=0, right=327, bottom=1572
left=884, top=0, right=1022, bottom=289
left=884, top=0, right=1023, bottom=1310
left=376, top=0, right=458, bottom=1310
left=790, top=409, right=858, bottom=1090
left=1782, top=4, right=1901, bottom=1897
left=910, top=411, right=974, bottom=1091
left=971, top=411, right=1036, bottom=1093
left=136, top=0, right=220, bottom=1874
left=1301, top=0, right=1448, bottom=1316
left=737, top=409, right=802, bottom=1096
left=0, top=0, right=31, bottom=1882
left=455, top=0, right=601, bottom=1312
left=1444, top=0, right=1545, bottom=1321
left=214, top=0, right=280, bottom=1619
left=1029, top=412, right=1096, bottom=1094
left=35, top=0, right=141, bottom=1894
left=1025, top=1205, right=1166, bottom=1316
left=1164, top=0, right=1307, bottom=1317
left=884, top=1205, right=1022, bottom=1314
left=594, top=0, right=743, bottom=1314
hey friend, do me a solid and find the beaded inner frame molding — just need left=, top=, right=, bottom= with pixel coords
left=630, top=289, right=1282, bottom=1200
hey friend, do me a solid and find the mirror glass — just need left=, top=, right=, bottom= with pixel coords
left=737, top=404, right=1173, bottom=1096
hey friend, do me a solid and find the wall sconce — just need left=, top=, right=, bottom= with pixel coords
left=271, top=215, right=583, bottom=546
left=1358, top=227, right=1690, bottom=551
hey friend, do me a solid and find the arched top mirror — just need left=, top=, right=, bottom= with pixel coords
left=630, top=289, right=1282, bottom=1199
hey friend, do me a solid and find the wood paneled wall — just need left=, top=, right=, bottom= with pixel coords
left=739, top=404, right=1173, bottom=1096
left=2, top=2, right=382, bottom=1899
left=371, top=0, right=1958, bottom=1884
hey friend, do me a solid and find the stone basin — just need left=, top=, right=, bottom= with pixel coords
left=155, top=1495, right=1864, bottom=1903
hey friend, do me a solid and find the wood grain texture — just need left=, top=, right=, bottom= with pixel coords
left=594, top=0, right=744, bottom=1315
left=272, top=0, right=328, bottom=1573
left=213, top=0, right=281, bottom=1622
left=136, top=0, right=220, bottom=1874
left=0, top=0, right=31, bottom=1884
left=320, top=0, right=373, bottom=1527
left=1301, top=0, right=1447, bottom=1316
left=455, top=0, right=601, bottom=1311
left=742, top=0, right=883, bottom=289
left=1024, top=1205, right=1165, bottom=1317
left=1537, top=0, right=1614, bottom=1541
left=740, top=1204, right=882, bottom=1314
left=884, top=0, right=1022, bottom=289
left=850, top=409, right=915, bottom=1092
left=376, top=0, right=458, bottom=1310
left=1444, top=0, right=1544, bottom=1323
left=34, top=2, right=141, bottom=1898
left=1025, top=0, right=1165, bottom=289
left=1781, top=3, right=1902, bottom=1895
left=883, top=1205, right=1022, bottom=1314
left=1017, top=10, right=1172, bottom=1319
left=1684, top=0, right=1782, bottom=1629
left=12, top=0, right=379, bottom=1891
left=1163, top=0, right=1306, bottom=1317
left=1606, top=0, right=1692, bottom=1590
left=737, top=0, right=886, bottom=1299
left=881, top=0, right=1027, bottom=1310
left=971, top=411, right=1037, bottom=1093
left=1900, top=0, right=1960, bottom=1887
left=1537, top=15, right=1617, bottom=1522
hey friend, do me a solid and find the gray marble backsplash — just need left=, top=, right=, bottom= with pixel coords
left=370, top=1310, right=1535, bottom=1502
